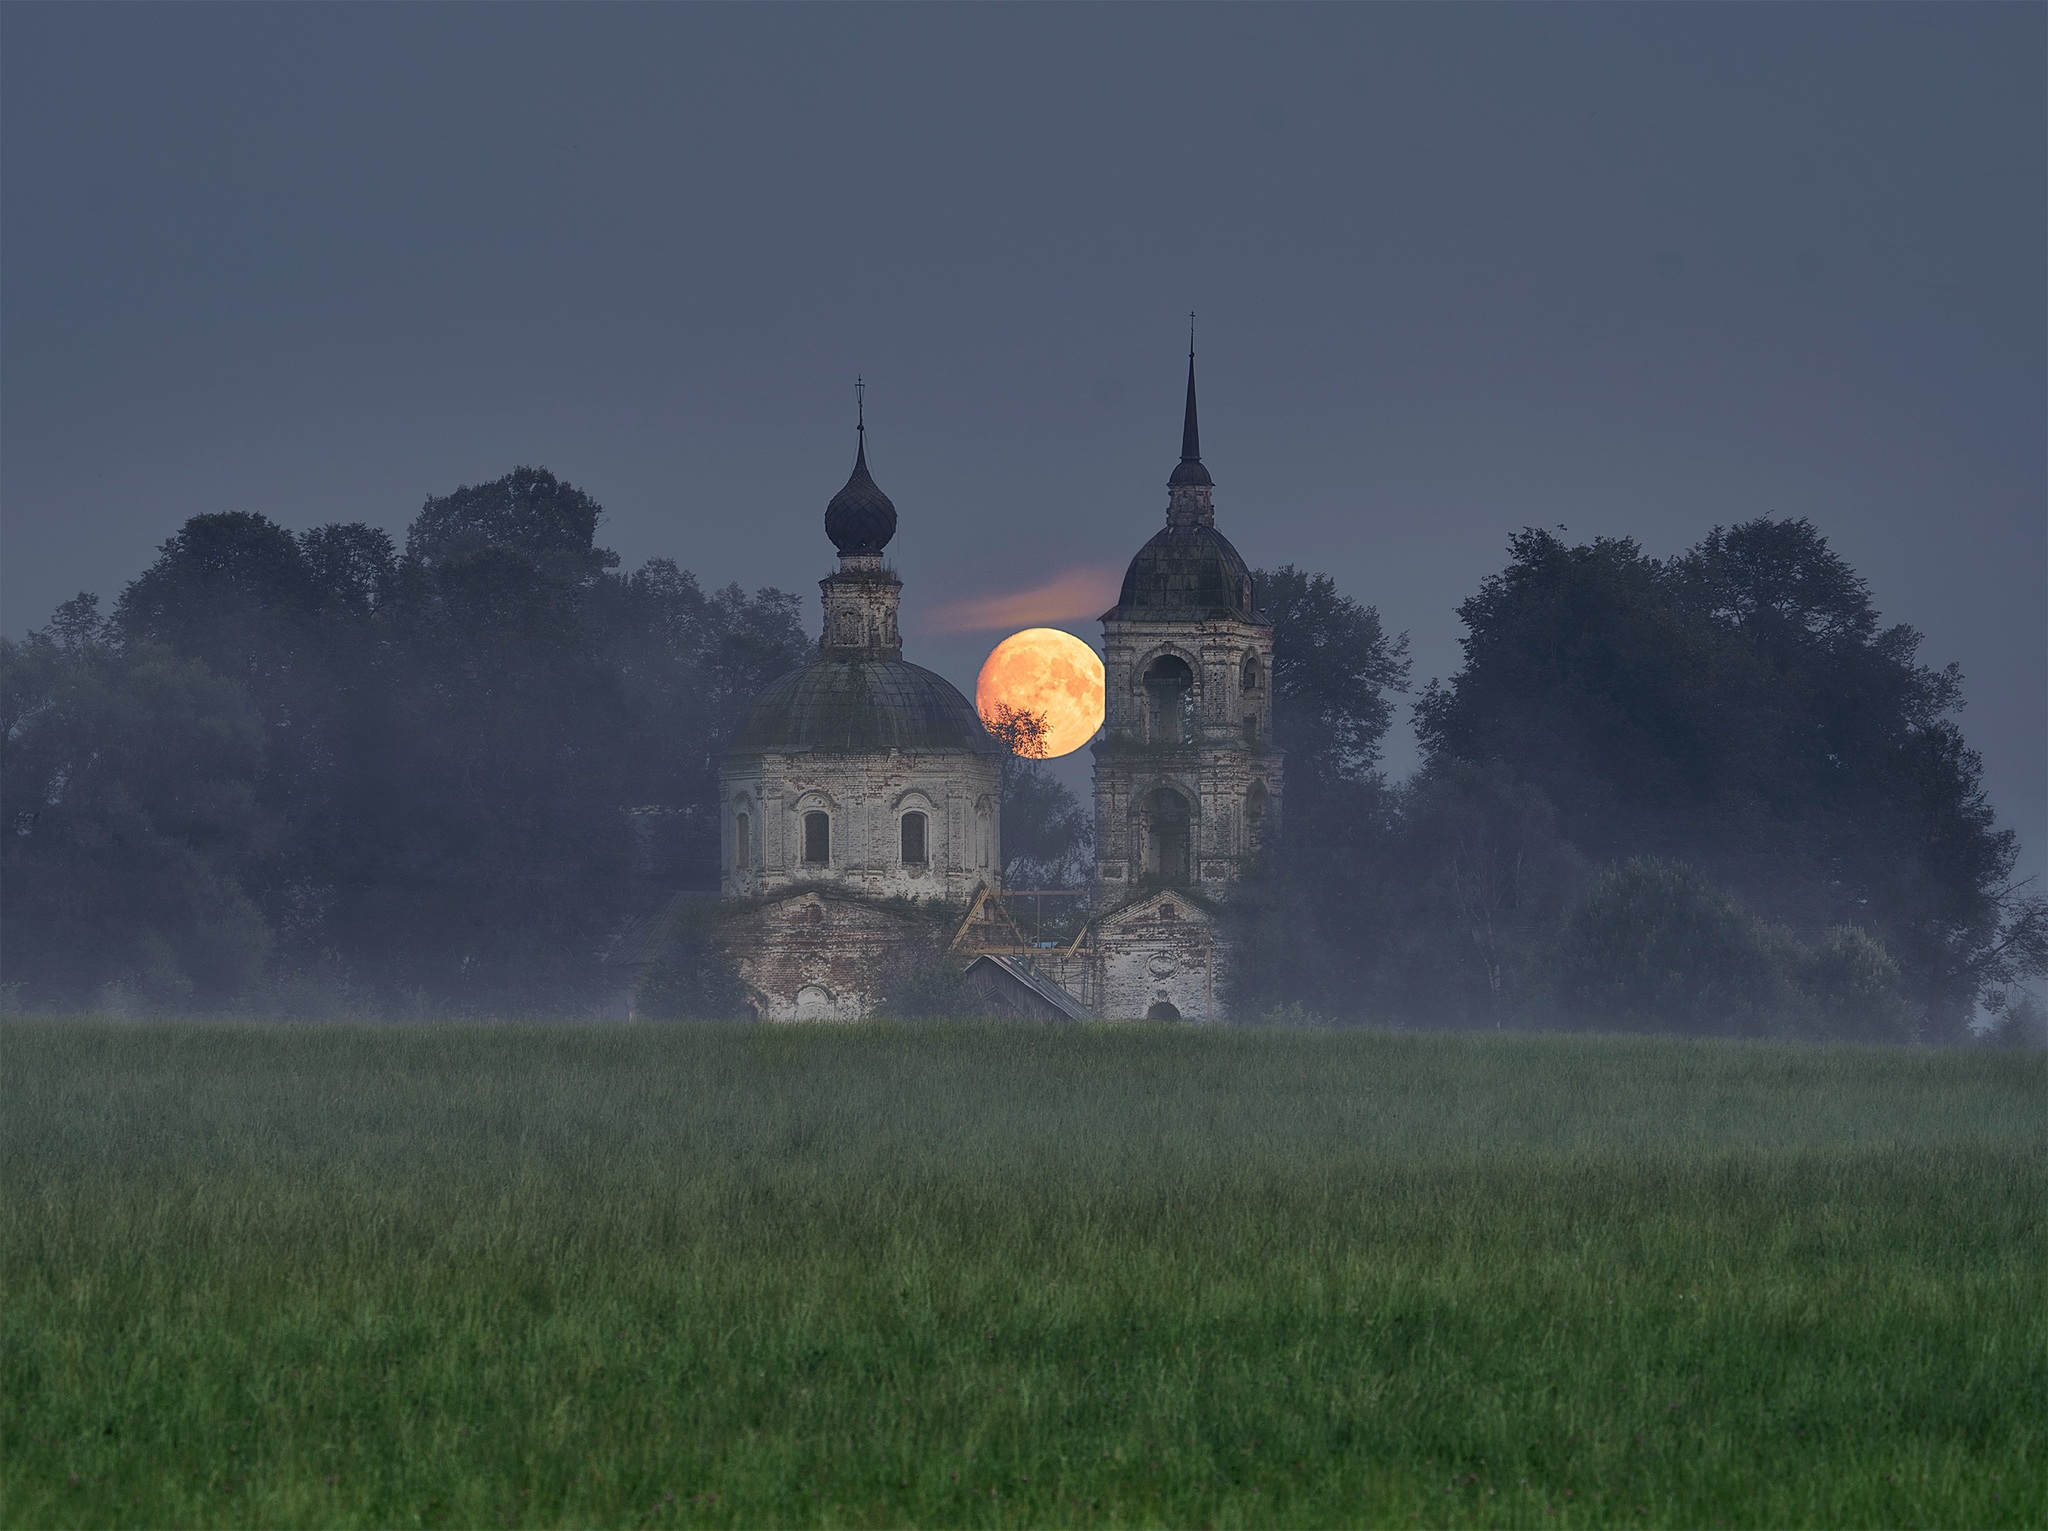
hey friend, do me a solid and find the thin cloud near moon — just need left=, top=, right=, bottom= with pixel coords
left=923, top=565, right=1122, bottom=635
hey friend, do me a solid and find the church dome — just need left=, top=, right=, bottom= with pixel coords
left=1110, top=523, right=1260, bottom=620
left=824, top=439, right=896, bottom=556
left=731, top=657, right=1000, bottom=755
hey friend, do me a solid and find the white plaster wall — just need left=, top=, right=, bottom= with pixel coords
left=1093, top=899, right=1224, bottom=1020
left=722, top=747, right=1000, bottom=903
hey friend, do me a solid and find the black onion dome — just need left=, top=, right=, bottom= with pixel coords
left=1110, top=523, right=1262, bottom=621
left=824, top=439, right=897, bottom=556
left=1169, top=457, right=1213, bottom=487
left=732, top=658, right=999, bottom=755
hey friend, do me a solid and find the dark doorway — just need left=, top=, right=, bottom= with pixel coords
left=1146, top=1001, right=1183, bottom=1022
left=1145, top=655, right=1195, bottom=744
left=802, top=811, right=830, bottom=865
left=1142, top=787, right=1191, bottom=884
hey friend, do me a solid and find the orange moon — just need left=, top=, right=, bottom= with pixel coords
left=976, top=628, right=1106, bottom=758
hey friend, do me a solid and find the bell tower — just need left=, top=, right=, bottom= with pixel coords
left=1091, top=345, right=1282, bottom=903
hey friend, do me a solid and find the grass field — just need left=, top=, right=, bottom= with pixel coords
left=2, top=1022, right=2043, bottom=1528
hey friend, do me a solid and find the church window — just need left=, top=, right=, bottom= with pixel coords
left=1242, top=714, right=1260, bottom=745
left=976, top=805, right=991, bottom=869
left=1142, top=786, right=1192, bottom=885
left=900, top=811, right=928, bottom=865
left=1147, top=1001, right=1183, bottom=1022
left=1160, top=902, right=1179, bottom=921
left=803, top=811, right=830, bottom=865
left=735, top=812, right=752, bottom=869
left=1246, top=782, right=1268, bottom=852
left=1144, top=656, right=1195, bottom=744
left=1241, top=653, right=1261, bottom=692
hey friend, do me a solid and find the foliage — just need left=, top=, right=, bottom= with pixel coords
left=1982, top=989, right=2046, bottom=1049
left=872, top=946, right=992, bottom=1019
left=4, top=1023, right=2043, bottom=1528
left=1254, top=564, right=1411, bottom=802
left=1226, top=567, right=1413, bottom=1018
left=1415, top=518, right=2045, bottom=1036
left=1551, top=859, right=1917, bottom=1043
left=983, top=703, right=1092, bottom=887
left=10, top=469, right=811, bottom=1016
left=633, top=905, right=753, bottom=1021
left=0, top=621, right=274, bottom=1010
left=404, top=465, right=616, bottom=582
left=1791, top=924, right=1918, bottom=1044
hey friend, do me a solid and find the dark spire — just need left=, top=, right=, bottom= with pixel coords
left=825, top=376, right=897, bottom=556
left=1169, top=317, right=1213, bottom=488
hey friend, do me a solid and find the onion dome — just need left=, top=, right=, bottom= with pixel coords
left=731, top=659, right=999, bottom=755
left=824, top=425, right=897, bottom=557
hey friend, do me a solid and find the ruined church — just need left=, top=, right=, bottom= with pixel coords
left=639, top=357, right=1280, bottom=1021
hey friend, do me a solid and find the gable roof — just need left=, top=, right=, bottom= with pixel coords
left=962, top=954, right=1091, bottom=1022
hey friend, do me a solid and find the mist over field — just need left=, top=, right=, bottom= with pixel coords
left=4, top=492, right=2042, bottom=1041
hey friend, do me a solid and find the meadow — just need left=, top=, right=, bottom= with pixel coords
left=2, top=1021, right=2042, bottom=1529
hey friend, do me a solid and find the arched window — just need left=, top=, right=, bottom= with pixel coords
left=1241, top=652, right=1262, bottom=693
left=735, top=811, right=752, bottom=869
left=802, top=810, right=830, bottom=865
left=1146, top=1001, right=1183, bottom=1022
left=1144, top=655, right=1195, bottom=744
left=900, top=811, right=928, bottom=865
left=1142, top=786, right=1191, bottom=885
left=1245, top=781, right=1269, bottom=852
left=975, top=805, right=991, bottom=869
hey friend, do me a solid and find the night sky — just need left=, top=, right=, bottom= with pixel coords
left=4, top=5, right=2041, bottom=879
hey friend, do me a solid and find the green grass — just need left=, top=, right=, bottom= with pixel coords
left=2, top=1022, right=2043, bottom=1528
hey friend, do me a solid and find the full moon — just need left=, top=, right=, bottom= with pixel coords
left=976, top=628, right=1106, bottom=758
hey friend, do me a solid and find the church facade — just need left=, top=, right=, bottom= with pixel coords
left=634, top=356, right=1280, bottom=1022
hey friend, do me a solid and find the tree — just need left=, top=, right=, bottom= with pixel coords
left=594, top=559, right=810, bottom=881
left=1, top=615, right=273, bottom=1010
left=1255, top=565, right=1411, bottom=804
left=1417, top=519, right=2044, bottom=1037
left=634, top=905, right=753, bottom=1020
left=1225, top=570, right=1412, bottom=1020
left=983, top=703, right=1092, bottom=887
left=405, top=465, right=617, bottom=583
left=1551, top=858, right=1915, bottom=1042
left=1375, top=761, right=1584, bottom=1028
left=93, top=468, right=813, bottom=1014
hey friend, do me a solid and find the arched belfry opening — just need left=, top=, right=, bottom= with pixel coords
left=1144, top=655, right=1195, bottom=744
left=1140, top=786, right=1192, bottom=885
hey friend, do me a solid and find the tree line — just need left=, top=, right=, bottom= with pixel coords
left=3, top=468, right=2041, bottom=1037
left=1235, top=521, right=2046, bottom=1043
left=3, top=470, right=809, bottom=1015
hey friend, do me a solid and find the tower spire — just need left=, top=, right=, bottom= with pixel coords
left=855, top=375, right=867, bottom=466
left=1168, top=316, right=1213, bottom=494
